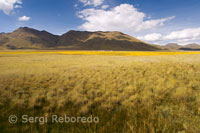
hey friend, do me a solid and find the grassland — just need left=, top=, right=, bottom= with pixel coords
left=0, top=51, right=200, bottom=132
left=1, top=50, right=200, bottom=56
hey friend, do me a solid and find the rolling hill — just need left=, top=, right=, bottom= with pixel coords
left=0, top=27, right=160, bottom=51
left=162, top=43, right=182, bottom=50
left=162, top=43, right=200, bottom=50
left=184, top=43, right=200, bottom=49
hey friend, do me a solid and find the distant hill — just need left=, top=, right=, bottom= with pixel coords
left=184, top=43, right=200, bottom=49
left=0, top=27, right=160, bottom=51
left=162, top=43, right=182, bottom=50
left=162, top=43, right=200, bottom=50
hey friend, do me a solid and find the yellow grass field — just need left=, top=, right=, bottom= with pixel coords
left=0, top=50, right=200, bottom=56
left=1, top=51, right=200, bottom=132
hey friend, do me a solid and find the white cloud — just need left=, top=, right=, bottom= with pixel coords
left=0, top=0, right=22, bottom=15
left=164, top=28, right=200, bottom=41
left=101, top=5, right=109, bottom=9
left=79, top=0, right=104, bottom=7
left=138, top=27, right=200, bottom=45
left=14, top=5, right=21, bottom=8
left=78, top=4, right=175, bottom=34
left=138, top=33, right=162, bottom=42
left=18, top=16, right=31, bottom=21
left=74, top=4, right=78, bottom=8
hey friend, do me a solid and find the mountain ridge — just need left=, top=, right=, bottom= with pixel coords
left=0, top=27, right=160, bottom=51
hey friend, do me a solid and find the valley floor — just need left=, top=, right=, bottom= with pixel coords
left=0, top=50, right=200, bottom=56
left=0, top=53, right=200, bottom=132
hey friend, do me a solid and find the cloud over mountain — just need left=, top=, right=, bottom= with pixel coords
left=138, top=27, right=200, bottom=45
left=138, top=33, right=162, bottom=42
left=78, top=4, right=175, bottom=34
left=18, top=16, right=31, bottom=21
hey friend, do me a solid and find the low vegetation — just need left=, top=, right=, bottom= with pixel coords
left=0, top=52, right=200, bottom=132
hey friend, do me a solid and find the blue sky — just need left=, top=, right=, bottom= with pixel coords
left=0, top=0, right=200, bottom=45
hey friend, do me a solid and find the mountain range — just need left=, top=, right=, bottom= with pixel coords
left=0, top=27, right=159, bottom=51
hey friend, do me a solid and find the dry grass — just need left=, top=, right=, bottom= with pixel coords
left=0, top=52, right=200, bottom=132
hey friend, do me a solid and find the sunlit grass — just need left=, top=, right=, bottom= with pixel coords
left=0, top=53, right=200, bottom=132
